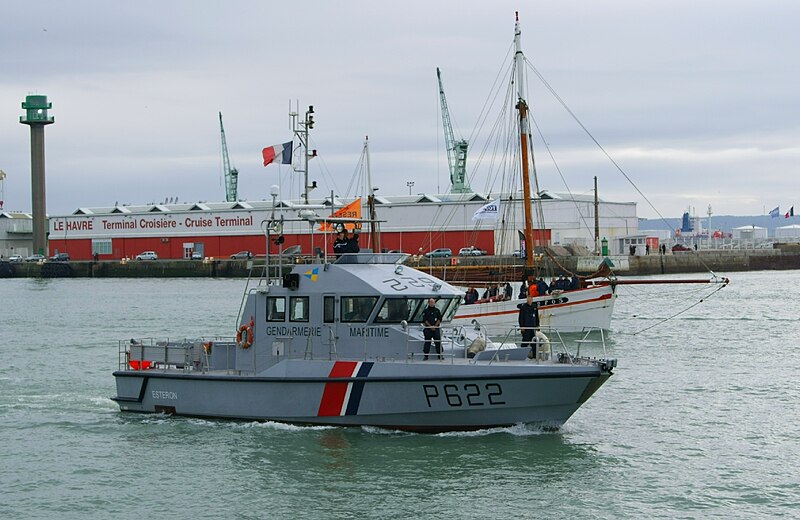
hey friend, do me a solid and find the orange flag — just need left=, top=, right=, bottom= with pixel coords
left=318, top=198, right=361, bottom=232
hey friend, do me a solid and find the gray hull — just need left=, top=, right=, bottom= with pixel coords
left=114, top=359, right=610, bottom=432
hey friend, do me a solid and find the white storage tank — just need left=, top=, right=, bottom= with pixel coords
left=731, top=225, right=768, bottom=240
left=775, top=224, right=800, bottom=241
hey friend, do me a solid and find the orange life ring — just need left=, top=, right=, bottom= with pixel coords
left=236, top=324, right=253, bottom=349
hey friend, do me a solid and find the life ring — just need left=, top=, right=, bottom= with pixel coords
left=236, top=324, right=253, bottom=349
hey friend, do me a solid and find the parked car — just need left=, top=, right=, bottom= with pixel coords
left=458, top=246, right=486, bottom=257
left=135, top=251, right=158, bottom=260
left=424, top=248, right=452, bottom=258
left=511, top=249, right=525, bottom=258
left=49, top=252, right=70, bottom=261
left=671, top=244, right=691, bottom=252
left=191, top=251, right=203, bottom=260
left=230, top=251, right=252, bottom=260
left=25, top=254, right=45, bottom=262
left=8, top=255, right=23, bottom=263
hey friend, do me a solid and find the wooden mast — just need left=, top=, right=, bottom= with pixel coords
left=515, top=12, right=535, bottom=276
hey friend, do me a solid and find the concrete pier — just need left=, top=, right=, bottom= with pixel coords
left=1, top=248, right=799, bottom=279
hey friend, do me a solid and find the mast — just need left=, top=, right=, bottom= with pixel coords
left=364, top=136, right=381, bottom=252
left=290, top=104, right=317, bottom=205
left=514, top=12, right=535, bottom=273
left=594, top=176, right=600, bottom=254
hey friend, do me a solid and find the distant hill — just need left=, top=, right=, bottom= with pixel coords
left=639, top=215, right=798, bottom=235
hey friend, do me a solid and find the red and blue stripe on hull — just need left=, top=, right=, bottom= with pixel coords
left=317, top=361, right=374, bottom=417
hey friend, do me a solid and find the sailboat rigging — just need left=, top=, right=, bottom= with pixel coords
left=448, top=12, right=618, bottom=332
left=448, top=12, right=727, bottom=332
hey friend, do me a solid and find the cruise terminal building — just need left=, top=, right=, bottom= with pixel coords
left=44, top=192, right=638, bottom=260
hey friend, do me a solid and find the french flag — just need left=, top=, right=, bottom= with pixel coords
left=262, top=141, right=292, bottom=166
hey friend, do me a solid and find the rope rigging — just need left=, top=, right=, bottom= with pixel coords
left=621, top=277, right=730, bottom=335
left=523, top=59, right=720, bottom=275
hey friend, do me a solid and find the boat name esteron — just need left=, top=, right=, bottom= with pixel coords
left=152, top=391, right=178, bottom=400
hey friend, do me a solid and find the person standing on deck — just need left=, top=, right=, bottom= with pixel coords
left=518, top=295, right=540, bottom=359
left=421, top=298, right=443, bottom=360
left=333, top=231, right=349, bottom=258
left=344, top=230, right=360, bottom=255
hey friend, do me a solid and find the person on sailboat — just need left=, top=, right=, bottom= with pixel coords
left=536, top=278, right=549, bottom=296
left=503, top=282, right=513, bottom=301
left=518, top=280, right=528, bottom=299
left=518, top=295, right=540, bottom=359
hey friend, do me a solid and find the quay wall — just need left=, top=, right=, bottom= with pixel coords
left=602, top=249, right=800, bottom=276
left=2, top=249, right=800, bottom=279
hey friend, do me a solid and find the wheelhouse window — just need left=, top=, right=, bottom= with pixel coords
left=341, top=296, right=378, bottom=323
left=410, top=298, right=458, bottom=323
left=266, top=297, right=286, bottom=322
left=441, top=298, right=460, bottom=322
left=374, top=298, right=422, bottom=323
left=290, top=296, right=309, bottom=322
left=323, top=296, right=335, bottom=323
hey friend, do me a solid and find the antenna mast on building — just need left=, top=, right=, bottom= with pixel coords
left=0, top=170, right=6, bottom=210
left=219, top=112, right=239, bottom=202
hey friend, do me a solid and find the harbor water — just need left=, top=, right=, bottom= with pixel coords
left=1, top=271, right=798, bottom=519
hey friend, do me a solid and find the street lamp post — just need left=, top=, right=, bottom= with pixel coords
left=406, top=181, right=414, bottom=195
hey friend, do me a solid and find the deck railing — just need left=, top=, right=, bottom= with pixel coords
left=117, top=325, right=611, bottom=374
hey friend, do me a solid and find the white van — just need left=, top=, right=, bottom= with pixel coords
left=135, top=251, right=158, bottom=261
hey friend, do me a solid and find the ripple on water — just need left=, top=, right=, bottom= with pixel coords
left=1, top=274, right=799, bottom=519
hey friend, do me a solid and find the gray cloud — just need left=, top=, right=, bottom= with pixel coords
left=1, top=0, right=798, bottom=219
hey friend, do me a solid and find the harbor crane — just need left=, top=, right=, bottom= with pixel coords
left=219, top=112, right=239, bottom=202
left=436, top=67, right=470, bottom=193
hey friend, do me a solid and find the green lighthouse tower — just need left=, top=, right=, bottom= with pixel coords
left=20, top=94, right=54, bottom=256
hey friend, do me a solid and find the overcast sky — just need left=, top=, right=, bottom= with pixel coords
left=1, top=0, right=798, bottom=219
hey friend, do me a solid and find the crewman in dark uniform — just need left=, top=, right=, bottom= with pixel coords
left=518, top=295, right=540, bottom=359
left=344, top=230, right=360, bottom=255
left=421, top=298, right=443, bottom=360
left=333, top=231, right=349, bottom=258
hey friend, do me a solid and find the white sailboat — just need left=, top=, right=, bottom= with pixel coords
left=451, top=12, right=616, bottom=332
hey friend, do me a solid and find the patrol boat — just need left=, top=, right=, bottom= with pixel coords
left=113, top=242, right=616, bottom=432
